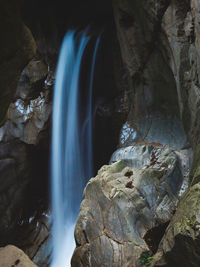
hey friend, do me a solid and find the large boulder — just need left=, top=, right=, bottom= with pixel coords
left=72, top=144, right=190, bottom=266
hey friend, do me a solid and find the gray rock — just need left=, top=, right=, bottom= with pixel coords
left=0, top=90, right=51, bottom=145
left=17, top=212, right=52, bottom=267
left=151, top=182, right=200, bottom=267
left=15, top=59, right=48, bottom=100
left=162, top=0, right=200, bottom=146
left=72, top=144, right=189, bottom=266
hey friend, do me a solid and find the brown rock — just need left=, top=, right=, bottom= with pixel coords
left=0, top=245, right=37, bottom=267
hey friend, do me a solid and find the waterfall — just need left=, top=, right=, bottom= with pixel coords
left=51, top=30, right=100, bottom=267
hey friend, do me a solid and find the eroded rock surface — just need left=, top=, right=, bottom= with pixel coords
left=0, top=245, right=37, bottom=267
left=162, top=0, right=200, bottom=146
left=72, top=145, right=190, bottom=266
left=0, top=56, right=52, bottom=265
left=15, top=212, right=52, bottom=267
left=152, top=182, right=200, bottom=267
left=0, top=0, right=36, bottom=126
left=0, top=59, right=52, bottom=145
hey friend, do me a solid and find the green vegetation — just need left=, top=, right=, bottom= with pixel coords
left=140, top=252, right=154, bottom=266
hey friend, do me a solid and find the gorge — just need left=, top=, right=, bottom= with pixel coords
left=0, top=0, right=200, bottom=267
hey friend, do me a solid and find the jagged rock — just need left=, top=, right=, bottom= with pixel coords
left=0, top=245, right=37, bottom=267
left=143, top=3, right=200, bottom=264
left=112, top=0, right=184, bottom=152
left=15, top=59, right=48, bottom=101
left=0, top=0, right=36, bottom=126
left=15, top=212, right=52, bottom=267
left=0, top=137, right=51, bottom=266
left=162, top=0, right=200, bottom=146
left=72, top=145, right=189, bottom=266
left=0, top=91, right=51, bottom=145
left=110, top=145, right=192, bottom=194
left=152, top=182, right=200, bottom=267
left=0, top=58, right=52, bottom=145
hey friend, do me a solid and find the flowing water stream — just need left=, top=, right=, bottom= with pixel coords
left=51, top=29, right=100, bottom=267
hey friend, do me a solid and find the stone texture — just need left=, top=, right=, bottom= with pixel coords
left=15, top=59, right=48, bottom=101
left=141, top=2, right=200, bottom=264
left=152, top=182, right=200, bottom=267
left=0, top=59, right=52, bottom=145
left=162, top=0, right=200, bottom=146
left=0, top=141, right=32, bottom=236
left=0, top=0, right=36, bottom=126
left=118, top=113, right=187, bottom=150
left=15, top=212, right=52, bottom=267
left=0, top=245, right=37, bottom=267
left=0, top=3, right=52, bottom=265
left=0, top=67, right=52, bottom=266
left=0, top=53, right=52, bottom=263
left=0, top=138, right=51, bottom=267
left=112, top=0, right=185, bottom=152
left=72, top=144, right=189, bottom=266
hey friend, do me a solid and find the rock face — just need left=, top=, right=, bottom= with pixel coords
left=15, top=212, right=52, bottom=267
left=0, top=141, right=32, bottom=236
left=0, top=56, right=52, bottom=266
left=73, top=0, right=200, bottom=265
left=112, top=0, right=186, bottom=151
left=0, top=245, right=37, bottom=267
left=72, top=144, right=191, bottom=266
left=0, top=0, right=36, bottom=126
left=162, top=0, right=200, bottom=146
left=0, top=59, right=51, bottom=145
left=152, top=183, right=200, bottom=267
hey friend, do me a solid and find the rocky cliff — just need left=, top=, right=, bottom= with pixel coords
left=72, top=0, right=200, bottom=266
left=0, top=0, right=200, bottom=267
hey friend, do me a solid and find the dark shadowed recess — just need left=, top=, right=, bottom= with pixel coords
left=144, top=221, right=170, bottom=254
left=22, top=0, right=114, bottom=57
left=78, top=26, right=124, bottom=176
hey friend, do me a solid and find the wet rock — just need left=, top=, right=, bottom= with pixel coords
left=0, top=245, right=37, bottom=267
left=72, top=144, right=189, bottom=266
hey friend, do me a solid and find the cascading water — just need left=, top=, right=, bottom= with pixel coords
left=51, top=30, right=100, bottom=267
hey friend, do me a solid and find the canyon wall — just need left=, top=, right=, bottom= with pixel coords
left=0, top=0, right=200, bottom=267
